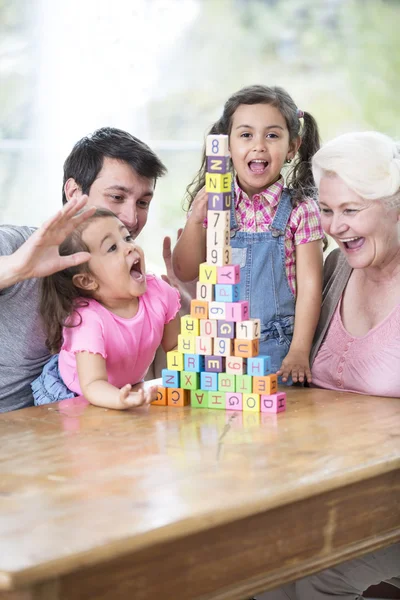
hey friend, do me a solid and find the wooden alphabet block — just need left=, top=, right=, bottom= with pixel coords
left=215, top=284, right=239, bottom=303
left=200, top=372, right=218, bottom=391
left=243, top=393, right=261, bottom=412
left=260, top=392, right=286, bottom=413
left=225, top=392, right=243, bottom=411
left=234, top=338, right=259, bottom=358
left=225, top=300, right=249, bottom=322
left=191, top=390, right=208, bottom=409
left=204, top=355, right=224, bottom=372
left=167, top=388, right=190, bottom=407
left=190, top=299, right=208, bottom=320
left=217, top=320, right=235, bottom=339
left=207, top=246, right=232, bottom=267
left=200, top=319, right=217, bottom=338
left=180, top=315, right=199, bottom=337
left=208, top=301, right=226, bottom=320
left=151, top=386, right=167, bottom=406
left=247, top=355, right=272, bottom=376
left=217, top=264, right=240, bottom=284
left=226, top=356, right=247, bottom=375
left=162, top=369, right=180, bottom=388
left=217, top=373, right=236, bottom=392
left=236, top=319, right=261, bottom=340
left=206, top=134, right=230, bottom=157
left=177, top=334, right=195, bottom=354
left=196, top=282, right=214, bottom=302
left=180, top=371, right=200, bottom=390
left=253, top=374, right=278, bottom=395
left=166, top=351, right=184, bottom=371
left=184, top=354, right=205, bottom=372
left=208, top=391, right=225, bottom=410
left=199, top=262, right=217, bottom=284
left=206, top=173, right=232, bottom=194
left=207, top=210, right=230, bottom=233
left=214, top=337, right=233, bottom=357
left=207, top=192, right=232, bottom=211
left=195, top=335, right=213, bottom=355
left=207, top=226, right=230, bottom=249
left=235, top=374, right=253, bottom=394
left=206, top=155, right=230, bottom=173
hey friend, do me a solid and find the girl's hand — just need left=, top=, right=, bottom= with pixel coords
left=119, top=383, right=158, bottom=409
left=276, top=349, right=312, bottom=384
left=188, top=186, right=208, bottom=225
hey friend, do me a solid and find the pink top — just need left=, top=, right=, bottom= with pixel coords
left=59, top=275, right=180, bottom=395
left=312, top=297, right=400, bottom=397
left=234, top=177, right=324, bottom=296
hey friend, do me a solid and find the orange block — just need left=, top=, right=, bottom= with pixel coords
left=233, top=338, right=259, bottom=358
left=151, top=386, right=167, bottom=406
left=167, top=388, right=190, bottom=407
left=190, top=299, right=209, bottom=320
left=253, top=374, right=278, bottom=395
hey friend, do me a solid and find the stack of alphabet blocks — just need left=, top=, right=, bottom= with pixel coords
left=153, top=134, right=286, bottom=414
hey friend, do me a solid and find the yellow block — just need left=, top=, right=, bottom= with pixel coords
left=205, top=173, right=232, bottom=193
left=167, top=350, right=184, bottom=371
left=178, top=334, right=195, bottom=354
left=199, top=263, right=217, bottom=284
left=243, top=393, right=261, bottom=412
left=180, top=315, right=199, bottom=337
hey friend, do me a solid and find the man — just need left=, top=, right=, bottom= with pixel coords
left=0, top=127, right=167, bottom=412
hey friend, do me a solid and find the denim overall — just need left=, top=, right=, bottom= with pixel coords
left=230, top=188, right=295, bottom=376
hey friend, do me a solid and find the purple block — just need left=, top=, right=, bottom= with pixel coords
left=204, top=355, right=225, bottom=372
left=206, top=156, right=231, bottom=173
left=217, top=320, right=235, bottom=338
left=208, top=192, right=232, bottom=211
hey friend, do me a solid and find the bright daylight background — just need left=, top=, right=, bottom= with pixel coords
left=1, top=0, right=399, bottom=272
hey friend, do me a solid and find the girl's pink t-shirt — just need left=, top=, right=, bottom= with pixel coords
left=312, top=297, right=400, bottom=398
left=59, top=275, right=180, bottom=395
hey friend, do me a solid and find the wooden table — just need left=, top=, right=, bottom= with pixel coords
left=0, top=387, right=399, bottom=600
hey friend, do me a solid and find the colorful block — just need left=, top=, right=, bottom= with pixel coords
left=217, top=373, right=236, bottom=392
left=178, top=334, right=195, bottom=354
left=205, top=172, right=232, bottom=194
left=208, top=391, right=225, bottom=410
left=226, top=356, right=247, bottom=375
left=167, top=388, right=190, bottom=407
left=236, top=319, right=261, bottom=340
left=206, top=134, right=230, bottom=157
left=208, top=301, right=226, bottom=320
left=199, top=263, right=217, bottom=284
left=167, top=351, right=184, bottom=371
left=207, top=192, right=232, bottom=211
left=196, top=282, right=214, bottom=302
left=215, top=284, right=239, bottom=303
left=180, top=371, right=200, bottom=390
left=253, top=374, right=278, bottom=395
left=207, top=210, right=230, bottom=233
left=247, top=355, right=272, bottom=376
left=200, top=372, right=218, bottom=391
left=204, top=355, right=224, bottom=372
left=234, top=339, right=259, bottom=358
left=184, top=354, right=205, bottom=372
left=195, top=336, right=213, bottom=355
left=260, top=392, right=286, bottom=413
left=151, top=387, right=167, bottom=406
left=206, top=156, right=230, bottom=173
left=180, top=315, right=199, bottom=337
left=217, top=264, right=240, bottom=284
left=243, top=393, right=261, bottom=412
left=225, top=392, right=243, bottom=411
left=200, top=319, right=217, bottom=338
left=217, top=320, right=235, bottom=338
left=214, top=337, right=233, bottom=357
left=190, top=299, right=208, bottom=320
left=207, top=246, right=232, bottom=267
left=207, top=226, right=230, bottom=248
left=235, top=374, right=253, bottom=394
left=162, top=369, right=180, bottom=388
left=191, top=390, right=208, bottom=408
left=225, top=301, right=249, bottom=322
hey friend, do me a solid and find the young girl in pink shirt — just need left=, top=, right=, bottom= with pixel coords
left=36, top=208, right=180, bottom=410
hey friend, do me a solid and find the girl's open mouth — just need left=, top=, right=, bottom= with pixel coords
left=130, top=258, right=144, bottom=281
left=248, top=160, right=268, bottom=174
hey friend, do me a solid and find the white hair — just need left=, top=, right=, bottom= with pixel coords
left=312, top=131, right=400, bottom=207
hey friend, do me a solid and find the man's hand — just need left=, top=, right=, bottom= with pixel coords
left=161, top=229, right=196, bottom=314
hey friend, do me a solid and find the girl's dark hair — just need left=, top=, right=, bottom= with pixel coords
left=186, top=84, right=321, bottom=207
left=40, top=207, right=117, bottom=354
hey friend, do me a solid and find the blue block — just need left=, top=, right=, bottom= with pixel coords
left=247, top=355, right=272, bottom=377
left=184, top=354, right=205, bottom=372
left=162, top=369, right=180, bottom=388
left=200, top=371, right=218, bottom=391
left=215, top=284, right=239, bottom=303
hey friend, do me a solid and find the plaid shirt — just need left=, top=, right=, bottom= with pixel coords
left=234, top=177, right=324, bottom=296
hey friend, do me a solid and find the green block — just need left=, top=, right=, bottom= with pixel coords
left=181, top=371, right=199, bottom=390
left=208, top=391, right=225, bottom=410
left=191, top=389, right=208, bottom=408
left=235, top=374, right=253, bottom=394
left=217, top=373, right=236, bottom=392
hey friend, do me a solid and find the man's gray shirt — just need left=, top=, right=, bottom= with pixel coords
left=0, top=226, right=50, bottom=412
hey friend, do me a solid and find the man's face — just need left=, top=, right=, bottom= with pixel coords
left=69, top=157, right=155, bottom=238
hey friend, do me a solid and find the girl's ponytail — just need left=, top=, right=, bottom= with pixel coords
left=287, top=111, right=321, bottom=201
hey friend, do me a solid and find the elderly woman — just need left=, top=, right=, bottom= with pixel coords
left=256, top=131, right=400, bottom=599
